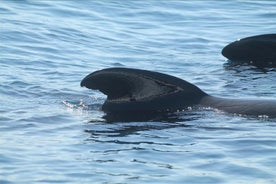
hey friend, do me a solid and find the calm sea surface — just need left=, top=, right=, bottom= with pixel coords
left=1, top=1, right=276, bottom=183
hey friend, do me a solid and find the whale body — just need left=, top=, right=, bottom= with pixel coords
left=222, top=34, right=276, bottom=67
left=81, top=68, right=276, bottom=118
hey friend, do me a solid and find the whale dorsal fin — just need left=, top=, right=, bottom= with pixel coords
left=81, top=68, right=207, bottom=112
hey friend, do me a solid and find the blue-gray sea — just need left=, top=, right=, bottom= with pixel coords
left=1, top=1, right=276, bottom=183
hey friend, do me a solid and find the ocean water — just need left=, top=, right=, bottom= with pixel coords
left=1, top=1, right=276, bottom=183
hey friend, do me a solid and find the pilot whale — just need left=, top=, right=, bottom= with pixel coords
left=81, top=68, right=276, bottom=118
left=222, top=34, right=276, bottom=67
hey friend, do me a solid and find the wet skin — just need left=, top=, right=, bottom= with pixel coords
left=222, top=34, right=276, bottom=67
left=81, top=68, right=276, bottom=118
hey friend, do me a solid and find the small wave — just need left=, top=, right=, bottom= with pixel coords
left=62, top=95, right=104, bottom=111
left=62, top=99, right=89, bottom=110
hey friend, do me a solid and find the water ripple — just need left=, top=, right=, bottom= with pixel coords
left=1, top=1, right=276, bottom=183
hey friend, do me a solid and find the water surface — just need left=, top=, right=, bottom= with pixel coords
left=1, top=1, right=276, bottom=183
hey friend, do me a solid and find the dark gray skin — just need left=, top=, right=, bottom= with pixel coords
left=81, top=68, right=276, bottom=118
left=222, top=34, right=276, bottom=67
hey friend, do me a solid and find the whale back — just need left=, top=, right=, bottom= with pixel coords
left=222, top=34, right=276, bottom=67
left=201, top=96, right=276, bottom=118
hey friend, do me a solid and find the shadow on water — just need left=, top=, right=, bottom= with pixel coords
left=223, top=60, right=276, bottom=73
left=222, top=60, right=276, bottom=96
left=84, top=110, right=202, bottom=138
left=102, top=111, right=198, bottom=123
